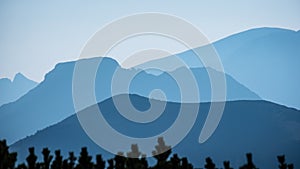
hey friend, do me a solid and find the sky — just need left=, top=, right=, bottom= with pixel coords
left=0, top=0, right=300, bottom=82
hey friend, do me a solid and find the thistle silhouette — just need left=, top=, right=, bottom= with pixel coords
left=0, top=140, right=17, bottom=169
left=239, top=153, right=257, bottom=169
left=277, top=155, right=294, bottom=169
left=204, top=157, right=215, bottom=169
left=26, top=147, right=37, bottom=169
left=42, top=148, right=53, bottom=169
left=51, top=150, right=62, bottom=169
left=152, top=137, right=172, bottom=168
left=0, top=138, right=296, bottom=169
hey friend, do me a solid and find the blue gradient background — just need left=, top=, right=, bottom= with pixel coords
left=1, top=0, right=299, bottom=81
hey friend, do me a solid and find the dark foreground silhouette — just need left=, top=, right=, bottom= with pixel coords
left=0, top=138, right=294, bottom=169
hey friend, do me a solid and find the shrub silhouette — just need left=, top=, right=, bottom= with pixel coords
left=26, top=147, right=37, bottom=169
left=95, top=154, right=105, bottom=169
left=0, top=138, right=296, bottom=169
left=223, top=161, right=233, bottom=169
left=124, top=143, right=147, bottom=169
left=0, top=140, right=17, bottom=169
left=140, top=155, right=148, bottom=169
left=204, top=157, right=215, bottom=169
left=152, top=137, right=172, bottom=168
left=287, top=164, right=294, bottom=169
left=107, top=159, right=114, bottom=169
left=113, top=153, right=125, bottom=169
left=42, top=148, right=53, bottom=169
left=51, top=150, right=62, bottom=169
left=181, top=157, right=193, bottom=169
left=68, top=152, right=77, bottom=169
left=277, top=155, right=294, bottom=169
left=239, top=153, right=257, bottom=169
left=170, top=154, right=181, bottom=169
left=76, top=147, right=93, bottom=169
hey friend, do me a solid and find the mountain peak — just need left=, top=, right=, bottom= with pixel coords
left=13, top=73, right=27, bottom=82
left=0, top=73, right=38, bottom=107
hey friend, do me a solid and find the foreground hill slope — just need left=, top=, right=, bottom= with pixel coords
left=11, top=94, right=300, bottom=169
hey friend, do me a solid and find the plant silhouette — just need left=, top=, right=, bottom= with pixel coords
left=239, top=153, right=257, bottom=169
left=51, top=150, right=63, bottom=169
left=170, top=154, right=181, bottom=169
left=277, top=155, right=294, bottom=169
left=0, top=138, right=296, bottom=169
left=223, top=161, right=233, bottom=169
left=76, top=147, right=93, bottom=169
left=42, top=148, right=53, bottom=169
left=124, top=143, right=147, bottom=169
left=152, top=137, right=172, bottom=168
left=68, top=152, right=77, bottom=169
left=0, top=140, right=17, bottom=169
left=26, top=147, right=37, bottom=169
left=95, top=154, right=105, bottom=169
left=204, top=157, right=215, bottom=169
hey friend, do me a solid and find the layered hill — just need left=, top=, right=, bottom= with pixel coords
left=10, top=94, right=300, bottom=169
left=0, top=57, right=259, bottom=144
left=138, top=28, right=300, bottom=109
left=0, top=73, right=37, bottom=107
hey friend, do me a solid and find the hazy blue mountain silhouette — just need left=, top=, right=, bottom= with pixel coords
left=0, top=57, right=118, bottom=145
left=0, top=73, right=37, bottom=107
left=214, top=28, right=300, bottom=109
left=10, top=94, right=300, bottom=169
left=0, top=56, right=259, bottom=144
left=128, top=67, right=259, bottom=102
left=143, top=27, right=299, bottom=109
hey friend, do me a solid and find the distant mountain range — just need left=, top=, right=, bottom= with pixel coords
left=0, top=73, right=37, bottom=107
left=142, top=27, right=300, bottom=109
left=1, top=27, right=299, bottom=169
left=215, top=28, right=300, bottom=109
left=11, top=94, right=300, bottom=169
left=0, top=56, right=259, bottom=144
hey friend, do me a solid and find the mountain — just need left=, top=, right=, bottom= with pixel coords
left=0, top=73, right=37, bottom=107
left=128, top=67, right=259, bottom=102
left=0, top=57, right=118, bottom=145
left=0, top=57, right=259, bottom=145
left=214, top=28, right=300, bottom=109
left=10, top=94, right=300, bottom=169
left=147, top=27, right=299, bottom=109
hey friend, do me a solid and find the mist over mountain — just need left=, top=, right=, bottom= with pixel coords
left=0, top=73, right=37, bottom=107
left=138, top=28, right=300, bottom=109
left=10, top=94, right=300, bottom=169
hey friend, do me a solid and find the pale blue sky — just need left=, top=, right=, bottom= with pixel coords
left=1, top=0, right=299, bottom=82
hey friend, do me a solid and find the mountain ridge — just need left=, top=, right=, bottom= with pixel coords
left=0, top=72, right=37, bottom=107
left=10, top=94, right=300, bottom=169
left=213, top=27, right=300, bottom=109
left=0, top=56, right=259, bottom=144
left=12, top=93, right=296, bottom=146
left=2, top=26, right=298, bottom=145
left=135, top=27, right=300, bottom=109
